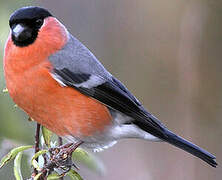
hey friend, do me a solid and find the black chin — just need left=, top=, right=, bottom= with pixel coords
left=11, top=31, right=38, bottom=47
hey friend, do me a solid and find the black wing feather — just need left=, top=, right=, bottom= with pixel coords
left=53, top=68, right=167, bottom=139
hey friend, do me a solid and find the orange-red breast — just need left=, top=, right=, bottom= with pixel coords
left=3, top=6, right=217, bottom=167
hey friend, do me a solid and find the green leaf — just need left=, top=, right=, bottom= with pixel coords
left=42, top=126, right=53, bottom=148
left=31, top=150, right=48, bottom=171
left=13, top=152, right=23, bottom=180
left=67, top=169, right=83, bottom=180
left=47, top=173, right=64, bottom=180
left=38, top=152, right=45, bottom=169
left=34, top=173, right=42, bottom=180
left=0, top=145, right=32, bottom=169
left=32, top=159, right=41, bottom=171
left=72, top=148, right=104, bottom=174
left=28, top=117, right=34, bottom=122
left=2, top=88, right=8, bottom=93
left=31, top=150, right=48, bottom=161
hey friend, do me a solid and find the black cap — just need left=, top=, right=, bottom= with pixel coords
left=9, top=6, right=52, bottom=26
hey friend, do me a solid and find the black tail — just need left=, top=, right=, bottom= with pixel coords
left=134, top=117, right=217, bottom=167
left=162, top=129, right=217, bottom=167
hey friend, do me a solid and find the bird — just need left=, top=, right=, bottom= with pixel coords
left=3, top=6, right=217, bottom=168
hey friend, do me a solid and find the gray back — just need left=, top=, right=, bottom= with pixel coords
left=49, top=33, right=112, bottom=80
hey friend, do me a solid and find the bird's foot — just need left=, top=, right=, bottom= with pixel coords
left=42, top=141, right=83, bottom=175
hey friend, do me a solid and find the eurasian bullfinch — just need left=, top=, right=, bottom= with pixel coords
left=3, top=6, right=217, bottom=167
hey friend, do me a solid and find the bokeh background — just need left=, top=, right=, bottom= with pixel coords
left=0, top=0, right=222, bottom=179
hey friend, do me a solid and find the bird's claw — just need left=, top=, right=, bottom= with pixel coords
left=40, top=141, right=83, bottom=176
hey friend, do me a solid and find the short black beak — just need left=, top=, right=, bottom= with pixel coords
left=11, top=24, right=32, bottom=42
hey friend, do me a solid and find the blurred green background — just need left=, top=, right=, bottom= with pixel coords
left=0, top=0, right=222, bottom=179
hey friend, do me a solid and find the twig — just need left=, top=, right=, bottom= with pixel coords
left=58, top=136, right=63, bottom=146
left=35, top=123, right=41, bottom=153
left=58, top=136, right=63, bottom=180
left=33, top=123, right=41, bottom=176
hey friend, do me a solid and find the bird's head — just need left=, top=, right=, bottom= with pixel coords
left=8, top=6, right=68, bottom=50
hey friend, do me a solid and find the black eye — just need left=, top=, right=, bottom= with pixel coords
left=35, top=19, right=43, bottom=28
